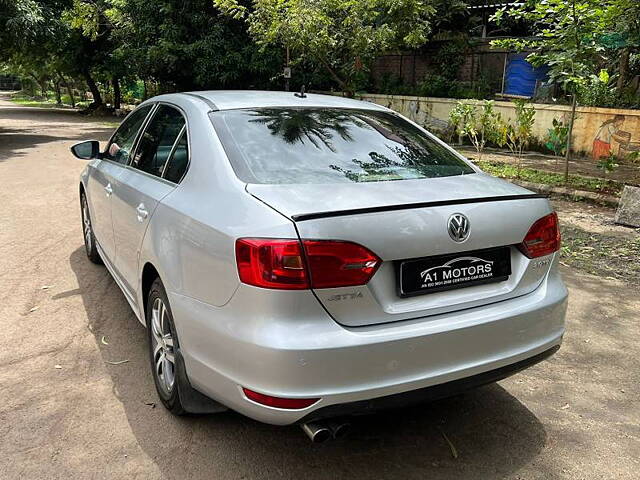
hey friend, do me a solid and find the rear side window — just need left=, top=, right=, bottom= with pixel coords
left=210, top=108, right=474, bottom=184
left=104, top=105, right=152, bottom=164
left=164, top=131, right=189, bottom=183
left=132, top=105, right=185, bottom=177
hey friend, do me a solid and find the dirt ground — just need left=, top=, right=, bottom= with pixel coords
left=1, top=93, right=639, bottom=480
left=554, top=199, right=640, bottom=285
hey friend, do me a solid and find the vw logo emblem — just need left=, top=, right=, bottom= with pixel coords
left=448, top=213, right=470, bottom=242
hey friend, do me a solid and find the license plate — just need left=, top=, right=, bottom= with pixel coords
left=397, top=247, right=511, bottom=297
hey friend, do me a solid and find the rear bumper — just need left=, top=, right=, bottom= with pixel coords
left=170, top=270, right=567, bottom=425
left=299, top=344, right=560, bottom=423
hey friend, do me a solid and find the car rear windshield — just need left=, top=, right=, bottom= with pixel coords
left=210, top=108, right=474, bottom=184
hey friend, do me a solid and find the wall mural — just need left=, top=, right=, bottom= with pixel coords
left=593, top=115, right=640, bottom=160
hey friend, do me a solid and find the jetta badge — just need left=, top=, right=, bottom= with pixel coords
left=448, top=213, right=470, bottom=242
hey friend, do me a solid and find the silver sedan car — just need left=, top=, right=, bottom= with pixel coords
left=72, top=91, right=567, bottom=441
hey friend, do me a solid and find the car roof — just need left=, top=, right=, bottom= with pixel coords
left=176, top=90, right=390, bottom=112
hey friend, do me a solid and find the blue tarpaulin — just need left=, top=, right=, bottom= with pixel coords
left=504, top=54, right=549, bottom=97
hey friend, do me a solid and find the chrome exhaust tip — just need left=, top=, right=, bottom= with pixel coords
left=328, top=420, right=351, bottom=439
left=301, top=422, right=332, bottom=443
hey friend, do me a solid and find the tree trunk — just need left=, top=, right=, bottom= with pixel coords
left=52, top=80, right=62, bottom=105
left=29, top=73, right=47, bottom=99
left=564, top=93, right=577, bottom=183
left=112, top=76, right=121, bottom=109
left=82, top=69, right=103, bottom=106
left=143, top=79, right=148, bottom=100
left=617, top=47, right=631, bottom=93
left=316, top=56, right=351, bottom=97
left=58, top=72, right=75, bottom=107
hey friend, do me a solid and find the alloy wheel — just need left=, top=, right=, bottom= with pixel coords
left=81, top=196, right=92, bottom=254
left=150, top=297, right=176, bottom=395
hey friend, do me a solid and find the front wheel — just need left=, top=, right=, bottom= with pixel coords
left=81, top=192, right=102, bottom=264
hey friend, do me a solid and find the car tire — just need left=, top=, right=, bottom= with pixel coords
left=146, top=277, right=187, bottom=415
left=81, top=192, right=103, bottom=265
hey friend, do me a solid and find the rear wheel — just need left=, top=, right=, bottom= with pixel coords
left=81, top=192, right=102, bottom=264
left=147, top=277, right=187, bottom=415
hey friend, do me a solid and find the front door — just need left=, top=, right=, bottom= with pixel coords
left=111, top=104, right=186, bottom=296
left=86, top=160, right=122, bottom=261
left=88, top=103, right=154, bottom=263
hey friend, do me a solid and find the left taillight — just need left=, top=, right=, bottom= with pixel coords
left=235, top=238, right=309, bottom=289
left=235, top=238, right=381, bottom=290
left=519, top=212, right=561, bottom=258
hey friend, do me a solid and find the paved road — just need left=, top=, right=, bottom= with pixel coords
left=1, top=94, right=639, bottom=479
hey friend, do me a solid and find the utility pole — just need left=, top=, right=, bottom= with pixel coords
left=284, top=46, right=291, bottom=92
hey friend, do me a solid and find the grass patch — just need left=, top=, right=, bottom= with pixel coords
left=100, top=121, right=121, bottom=128
left=11, top=98, right=60, bottom=108
left=476, top=160, right=624, bottom=195
left=10, top=92, right=80, bottom=109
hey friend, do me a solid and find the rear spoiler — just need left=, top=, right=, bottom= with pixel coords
left=291, top=194, right=548, bottom=222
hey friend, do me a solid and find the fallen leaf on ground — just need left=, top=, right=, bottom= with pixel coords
left=144, top=402, right=156, bottom=409
left=437, top=427, right=458, bottom=459
left=105, top=360, right=129, bottom=365
left=101, top=336, right=109, bottom=345
left=561, top=404, right=570, bottom=410
left=29, top=306, right=39, bottom=313
left=41, top=285, right=54, bottom=290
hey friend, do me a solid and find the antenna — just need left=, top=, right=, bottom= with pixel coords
left=294, top=85, right=307, bottom=98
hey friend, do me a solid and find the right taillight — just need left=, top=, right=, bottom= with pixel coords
left=519, top=212, right=561, bottom=258
left=303, top=240, right=381, bottom=289
left=235, top=238, right=380, bottom=290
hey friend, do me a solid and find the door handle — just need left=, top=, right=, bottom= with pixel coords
left=104, top=183, right=113, bottom=197
left=136, top=203, right=149, bottom=222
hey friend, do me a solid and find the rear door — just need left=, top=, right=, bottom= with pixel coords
left=111, top=104, right=186, bottom=296
left=87, top=104, right=153, bottom=262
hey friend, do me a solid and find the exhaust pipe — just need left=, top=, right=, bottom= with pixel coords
left=301, top=422, right=332, bottom=443
left=327, top=420, right=350, bottom=439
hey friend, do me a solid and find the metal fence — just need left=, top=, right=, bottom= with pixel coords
left=0, top=75, right=21, bottom=90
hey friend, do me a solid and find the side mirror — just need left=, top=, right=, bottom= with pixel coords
left=70, top=140, right=100, bottom=160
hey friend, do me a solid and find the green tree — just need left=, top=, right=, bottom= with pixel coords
left=0, top=0, right=49, bottom=56
left=213, top=0, right=440, bottom=95
left=449, top=100, right=503, bottom=162
left=491, top=0, right=609, bottom=182
left=603, top=0, right=640, bottom=92
left=85, top=0, right=282, bottom=93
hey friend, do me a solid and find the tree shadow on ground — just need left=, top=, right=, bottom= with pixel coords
left=0, top=106, right=117, bottom=162
left=64, top=246, right=550, bottom=480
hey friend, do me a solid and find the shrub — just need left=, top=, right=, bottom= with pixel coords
left=449, top=100, right=503, bottom=161
left=545, top=118, right=569, bottom=158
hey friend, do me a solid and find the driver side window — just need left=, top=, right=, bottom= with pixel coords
left=104, top=105, right=153, bottom=164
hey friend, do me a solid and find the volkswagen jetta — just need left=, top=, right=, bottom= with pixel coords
left=72, top=91, right=567, bottom=437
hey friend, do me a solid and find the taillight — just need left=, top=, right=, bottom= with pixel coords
left=235, top=238, right=380, bottom=290
left=303, top=240, right=380, bottom=288
left=519, top=212, right=561, bottom=258
left=242, top=387, right=319, bottom=409
left=235, top=238, right=308, bottom=289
